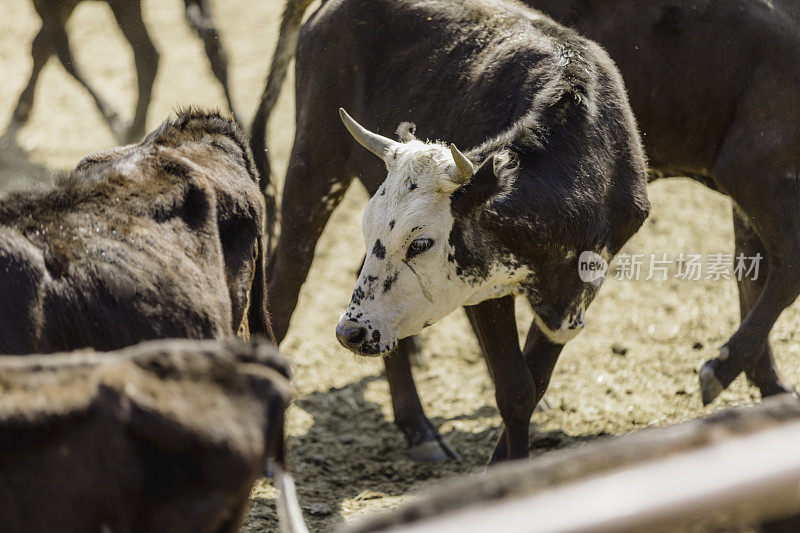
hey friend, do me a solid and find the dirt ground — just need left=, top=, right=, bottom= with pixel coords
left=2, top=1, right=799, bottom=531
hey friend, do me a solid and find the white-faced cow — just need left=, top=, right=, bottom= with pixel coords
left=254, top=0, right=649, bottom=463
left=0, top=109, right=273, bottom=354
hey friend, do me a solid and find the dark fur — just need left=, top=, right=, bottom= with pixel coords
left=264, top=0, right=648, bottom=462
left=523, top=0, right=800, bottom=403
left=0, top=109, right=273, bottom=355
left=0, top=338, right=291, bottom=533
left=12, top=0, right=238, bottom=143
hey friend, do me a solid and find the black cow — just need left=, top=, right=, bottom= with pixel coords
left=0, top=108, right=272, bottom=354
left=252, top=0, right=800, bottom=460
left=254, top=0, right=649, bottom=463
left=518, top=0, right=800, bottom=406
left=0, top=338, right=292, bottom=533
left=12, top=0, right=239, bottom=143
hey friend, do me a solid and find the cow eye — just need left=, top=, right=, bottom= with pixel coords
left=406, top=237, right=434, bottom=259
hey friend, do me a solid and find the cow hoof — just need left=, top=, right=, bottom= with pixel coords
left=408, top=437, right=460, bottom=463
left=699, top=360, right=724, bottom=406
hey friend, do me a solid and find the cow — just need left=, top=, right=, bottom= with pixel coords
left=0, top=337, right=294, bottom=533
left=514, top=0, right=800, bottom=406
left=12, top=0, right=239, bottom=143
left=251, top=0, right=800, bottom=461
left=0, top=108, right=273, bottom=354
left=253, top=0, right=650, bottom=463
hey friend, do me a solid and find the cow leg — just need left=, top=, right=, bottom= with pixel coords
left=49, top=17, right=126, bottom=142
left=700, top=159, right=800, bottom=403
left=466, top=296, right=535, bottom=463
left=108, top=0, right=159, bottom=143
left=486, top=317, right=564, bottom=462
left=12, top=15, right=58, bottom=124
left=183, top=0, right=239, bottom=125
left=385, top=337, right=459, bottom=462
left=700, top=232, right=800, bottom=404
left=732, top=205, right=794, bottom=397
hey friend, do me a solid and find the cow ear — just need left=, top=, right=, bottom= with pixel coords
left=155, top=153, right=217, bottom=230
left=449, top=154, right=499, bottom=215
left=395, top=122, right=418, bottom=143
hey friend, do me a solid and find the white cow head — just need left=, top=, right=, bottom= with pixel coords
left=335, top=109, right=532, bottom=355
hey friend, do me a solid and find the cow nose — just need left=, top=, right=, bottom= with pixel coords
left=336, top=324, right=368, bottom=350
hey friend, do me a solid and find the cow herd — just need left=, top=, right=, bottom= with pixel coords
left=2, top=0, right=800, bottom=531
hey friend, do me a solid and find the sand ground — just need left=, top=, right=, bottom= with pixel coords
left=1, top=1, right=798, bottom=531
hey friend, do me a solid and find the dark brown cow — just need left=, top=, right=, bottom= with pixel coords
left=12, top=0, right=239, bottom=143
left=0, top=337, right=291, bottom=533
left=0, top=108, right=272, bottom=355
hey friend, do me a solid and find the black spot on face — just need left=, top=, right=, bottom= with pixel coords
left=372, top=239, right=386, bottom=259
left=352, top=286, right=365, bottom=305
left=408, top=183, right=418, bottom=191
left=380, top=188, right=386, bottom=196
left=389, top=220, right=395, bottom=230
left=371, top=330, right=381, bottom=343
left=382, top=271, right=399, bottom=293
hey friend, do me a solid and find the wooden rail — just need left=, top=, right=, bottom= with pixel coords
left=343, top=394, right=800, bottom=533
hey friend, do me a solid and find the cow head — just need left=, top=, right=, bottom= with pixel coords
left=335, top=109, right=534, bottom=355
left=75, top=110, right=273, bottom=341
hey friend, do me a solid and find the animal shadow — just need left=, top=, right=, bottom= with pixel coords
left=0, top=122, right=55, bottom=193
left=245, top=374, right=611, bottom=532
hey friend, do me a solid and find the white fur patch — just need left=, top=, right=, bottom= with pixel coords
left=531, top=308, right=585, bottom=345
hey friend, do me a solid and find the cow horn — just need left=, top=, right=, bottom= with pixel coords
left=339, top=108, right=398, bottom=161
left=450, top=144, right=474, bottom=183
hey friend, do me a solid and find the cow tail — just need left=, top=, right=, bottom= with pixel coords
left=249, top=0, right=316, bottom=255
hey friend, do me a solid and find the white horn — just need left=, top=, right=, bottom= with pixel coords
left=450, top=143, right=474, bottom=184
left=339, top=108, right=398, bottom=161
